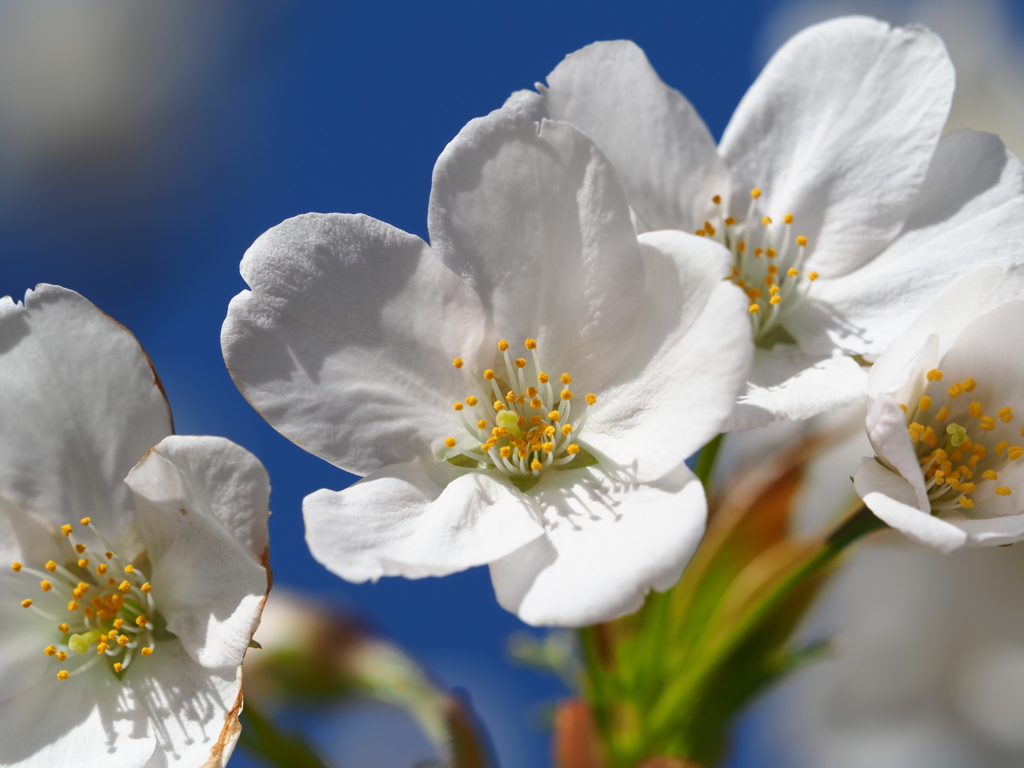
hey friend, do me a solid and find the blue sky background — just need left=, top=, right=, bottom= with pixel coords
left=2, top=1, right=1022, bottom=765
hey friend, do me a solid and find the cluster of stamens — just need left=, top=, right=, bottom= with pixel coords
left=696, top=189, right=817, bottom=339
left=901, top=369, right=1020, bottom=512
left=14, top=517, right=158, bottom=681
left=446, top=339, right=595, bottom=479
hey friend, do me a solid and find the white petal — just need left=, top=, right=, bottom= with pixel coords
left=538, top=40, right=730, bottom=233
left=222, top=213, right=490, bottom=476
left=865, top=395, right=931, bottom=513
left=489, top=462, right=705, bottom=627
left=720, top=17, right=954, bottom=278
left=128, top=642, right=244, bottom=768
left=790, top=130, right=1024, bottom=356
left=428, top=105, right=646, bottom=391
left=303, top=461, right=545, bottom=583
left=853, top=456, right=967, bottom=553
left=726, top=346, right=868, bottom=432
left=582, top=231, right=753, bottom=481
left=125, top=436, right=270, bottom=669
left=0, top=672, right=156, bottom=767
left=0, top=286, right=172, bottom=550
left=0, top=576, right=52, bottom=706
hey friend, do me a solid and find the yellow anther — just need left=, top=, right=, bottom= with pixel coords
left=57, top=651, right=67, bottom=661
left=476, top=420, right=487, bottom=431
left=542, top=442, right=554, bottom=453
left=525, top=338, right=537, bottom=350
left=996, top=486, right=1013, bottom=496
left=927, top=368, right=943, bottom=381
left=898, top=404, right=908, bottom=413
left=530, top=459, right=543, bottom=471
left=524, top=386, right=537, bottom=398
left=933, top=449, right=948, bottom=463
left=566, top=444, right=581, bottom=455
left=909, top=422, right=925, bottom=434
left=999, top=407, right=1013, bottom=422
left=78, top=558, right=89, bottom=568
left=113, top=618, right=124, bottom=629
left=40, top=580, right=52, bottom=592
left=543, top=426, right=556, bottom=437
left=1010, top=446, right=1024, bottom=461
left=482, top=437, right=498, bottom=450
left=764, top=276, right=775, bottom=287
left=725, top=216, right=736, bottom=226
left=950, top=449, right=963, bottom=462
left=113, top=662, right=123, bottom=672
left=561, top=425, right=573, bottom=436
left=695, top=230, right=706, bottom=237
left=499, top=446, right=512, bottom=458
left=761, top=216, right=772, bottom=226
left=559, top=373, right=572, bottom=385
left=493, top=401, right=505, bottom=411
left=465, top=396, right=478, bottom=407
left=747, top=288, right=763, bottom=299
left=585, top=393, right=597, bottom=405
left=58, top=623, right=69, bottom=633
left=962, top=378, right=977, bottom=393
left=959, top=482, right=976, bottom=493
left=96, top=642, right=109, bottom=654
left=787, top=268, right=799, bottom=278
left=958, top=496, right=974, bottom=508
left=948, top=382, right=963, bottom=398
left=796, top=236, right=808, bottom=247
left=530, top=416, right=542, bottom=425
left=767, top=265, right=779, bottom=276
left=980, top=416, right=996, bottom=430
left=783, top=213, right=793, bottom=224
left=808, top=271, right=819, bottom=281
left=75, top=544, right=86, bottom=554
left=21, top=599, right=32, bottom=608
left=918, top=396, right=932, bottom=411
left=561, top=389, right=573, bottom=401
left=57, top=670, right=69, bottom=680
left=453, top=357, right=464, bottom=369
left=498, top=340, right=509, bottom=351
left=712, top=195, right=722, bottom=205
left=11, top=562, right=21, bottom=573
left=538, top=372, right=549, bottom=384
left=548, top=411, right=561, bottom=422
left=515, top=358, right=527, bottom=368
left=136, top=615, right=147, bottom=627
left=765, top=293, right=781, bottom=303
left=453, top=402, right=464, bottom=411
left=44, top=645, right=57, bottom=657
left=704, top=222, right=716, bottom=236
left=44, top=561, right=56, bottom=573
left=969, top=401, right=983, bottom=418
left=61, top=524, right=73, bottom=536
left=767, top=247, right=777, bottom=258
left=983, top=469, right=999, bottom=480
left=141, top=582, right=151, bottom=594
left=530, top=398, right=543, bottom=409
left=505, top=390, right=516, bottom=402
left=749, top=304, right=760, bottom=314
left=141, top=647, right=153, bottom=657
left=750, top=188, right=762, bottom=199
left=118, top=581, right=131, bottom=593
left=908, top=429, right=920, bottom=444
left=737, top=241, right=746, bottom=253
left=483, top=369, right=495, bottom=380
left=936, top=406, right=949, bottom=421
left=444, top=437, right=456, bottom=448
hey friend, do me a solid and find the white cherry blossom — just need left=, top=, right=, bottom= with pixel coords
left=222, top=99, right=753, bottom=627
left=516, top=16, right=1024, bottom=429
left=0, top=284, right=271, bottom=767
left=853, top=266, right=1024, bottom=552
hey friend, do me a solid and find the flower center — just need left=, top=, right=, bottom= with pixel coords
left=696, top=189, right=817, bottom=341
left=446, top=339, right=596, bottom=487
left=13, top=517, right=159, bottom=681
left=900, top=368, right=1021, bottom=512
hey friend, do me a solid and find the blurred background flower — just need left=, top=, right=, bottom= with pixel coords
left=1, top=0, right=1022, bottom=766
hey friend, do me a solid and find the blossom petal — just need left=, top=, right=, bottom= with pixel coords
left=865, top=395, right=930, bottom=513
left=537, top=40, right=730, bottom=233
left=125, top=436, right=270, bottom=669
left=222, top=213, right=491, bottom=477
left=303, top=461, right=546, bottom=583
left=0, top=286, right=172, bottom=551
left=582, top=231, right=753, bottom=481
left=127, top=642, right=244, bottom=768
left=853, top=456, right=967, bottom=553
left=0, top=673, right=155, bottom=767
left=489, top=462, right=705, bottom=627
left=790, top=131, right=1024, bottom=356
left=720, top=16, right=954, bottom=278
left=428, top=105, right=645, bottom=392
left=726, top=346, right=869, bottom=431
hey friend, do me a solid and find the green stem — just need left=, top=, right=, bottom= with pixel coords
left=238, top=698, right=333, bottom=768
left=577, top=626, right=614, bottom=745
left=693, top=434, right=724, bottom=493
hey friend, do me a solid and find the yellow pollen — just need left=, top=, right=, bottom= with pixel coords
left=118, top=635, right=129, bottom=646
left=787, top=268, right=799, bottom=278
left=980, top=416, right=996, bottom=431
left=999, top=407, right=1013, bottom=422
left=767, top=265, right=779, bottom=275
left=141, top=647, right=153, bottom=657
left=704, top=222, right=716, bottom=236
left=530, top=459, right=543, bottom=471
left=948, top=383, right=964, bottom=398
left=749, top=304, right=760, bottom=314
left=969, top=401, right=983, bottom=418
left=936, top=406, right=949, bottom=420
left=561, top=389, right=573, bottom=401
left=113, top=662, right=123, bottom=672
left=560, top=425, right=572, bottom=436
left=919, top=396, right=932, bottom=410
left=747, top=288, right=763, bottom=299
left=962, top=378, right=977, bottom=393
left=959, top=496, right=974, bottom=508
left=44, top=645, right=57, bottom=657
left=764, top=276, right=775, bottom=287
left=453, top=402, right=464, bottom=411
left=770, top=296, right=781, bottom=305
left=543, top=426, right=556, bottom=437
left=57, top=670, right=69, bottom=680
left=725, top=217, right=736, bottom=226
left=96, top=642, right=109, bottom=654
left=560, top=373, right=572, bottom=385
left=530, top=398, right=543, bottom=409
left=996, top=486, right=1013, bottom=496
left=524, top=338, right=537, bottom=350
left=696, top=229, right=707, bottom=237
left=542, top=442, right=554, bottom=453
left=712, top=195, right=721, bottom=205
left=549, top=411, right=561, bottom=422
left=40, top=581, right=52, bottom=592
left=75, top=544, right=86, bottom=554
left=444, top=437, right=456, bottom=448
left=566, top=444, right=581, bottom=455
left=58, top=623, right=69, bottom=633
left=141, top=582, right=151, bottom=594
left=498, top=339, right=509, bottom=351
left=118, top=581, right=131, bottom=593
left=57, top=651, right=67, bottom=661
left=585, top=393, right=597, bottom=405
left=927, top=369, right=943, bottom=381
left=538, top=372, right=549, bottom=384
left=476, top=420, right=487, bottom=431
left=761, top=216, right=772, bottom=226
left=493, top=401, right=505, bottom=411
left=11, top=562, right=21, bottom=573
left=783, top=213, right=793, bottom=224
left=113, top=618, right=124, bottom=629
left=767, top=248, right=777, bottom=258
left=899, top=404, right=908, bottom=413
left=499, top=446, right=511, bottom=458
left=526, top=387, right=538, bottom=398
left=44, top=561, right=56, bottom=572
left=77, top=559, right=89, bottom=568
left=482, top=437, right=498, bottom=450
left=750, top=188, right=762, bottom=199
left=796, top=236, right=808, bottom=247
left=61, top=524, right=72, bottom=536
left=1010, top=446, right=1024, bottom=461
left=505, top=390, right=516, bottom=402
left=959, top=482, right=976, bottom=493
left=466, top=396, right=478, bottom=407
left=808, top=271, right=819, bottom=281
left=136, top=615, right=147, bottom=627
left=515, top=358, right=527, bottom=368
left=530, top=416, right=542, bottom=425
left=983, top=470, right=999, bottom=480
left=737, top=241, right=746, bottom=253
left=483, top=369, right=495, bottom=380
left=21, top=599, right=32, bottom=608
